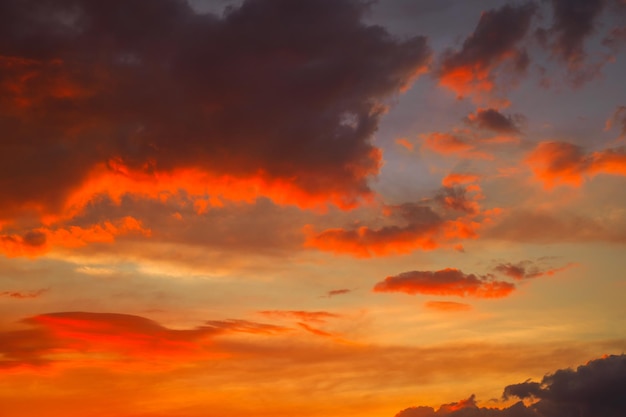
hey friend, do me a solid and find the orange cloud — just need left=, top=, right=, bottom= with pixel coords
left=423, top=131, right=491, bottom=159
left=373, top=268, right=515, bottom=298
left=526, top=141, right=626, bottom=188
left=0, top=217, right=150, bottom=258
left=436, top=3, right=536, bottom=103
left=396, top=138, right=415, bottom=151
left=441, top=173, right=481, bottom=187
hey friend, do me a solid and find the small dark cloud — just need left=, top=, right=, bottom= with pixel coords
left=465, top=108, right=524, bottom=134
left=325, top=288, right=352, bottom=298
left=0, top=289, right=48, bottom=299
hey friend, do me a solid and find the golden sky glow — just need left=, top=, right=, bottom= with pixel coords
left=1, top=1, right=626, bottom=416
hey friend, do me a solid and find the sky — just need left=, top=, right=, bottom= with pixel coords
left=1, top=0, right=626, bottom=416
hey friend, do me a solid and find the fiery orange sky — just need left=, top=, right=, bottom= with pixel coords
left=1, top=1, right=626, bottom=416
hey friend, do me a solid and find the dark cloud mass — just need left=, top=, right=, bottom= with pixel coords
left=546, top=0, right=607, bottom=67
left=0, top=0, right=431, bottom=221
left=396, top=354, right=626, bottom=417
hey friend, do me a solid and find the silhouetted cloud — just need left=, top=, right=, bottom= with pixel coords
left=395, top=354, right=626, bottom=417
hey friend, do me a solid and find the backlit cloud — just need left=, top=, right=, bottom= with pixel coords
left=0, top=0, right=431, bottom=241
left=436, top=2, right=536, bottom=103
left=395, top=354, right=626, bottom=417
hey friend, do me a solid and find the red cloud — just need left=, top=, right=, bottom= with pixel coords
left=0, top=312, right=291, bottom=370
left=373, top=268, right=515, bottom=298
left=526, top=141, right=626, bottom=188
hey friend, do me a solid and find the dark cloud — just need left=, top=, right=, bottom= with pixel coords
left=325, top=288, right=352, bottom=298
left=436, top=2, right=536, bottom=101
left=504, top=354, right=626, bottom=417
left=0, top=0, right=431, bottom=223
left=373, top=268, right=515, bottom=298
left=395, top=354, right=626, bottom=417
left=545, top=0, right=607, bottom=68
left=436, top=186, right=479, bottom=214
left=465, top=108, right=524, bottom=134
left=493, top=260, right=575, bottom=280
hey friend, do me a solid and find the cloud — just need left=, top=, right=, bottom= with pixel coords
left=465, top=108, right=524, bottom=134
left=526, top=141, right=626, bottom=188
left=395, top=354, right=626, bottom=417
left=435, top=186, right=480, bottom=214
left=504, top=354, right=626, bottom=417
left=436, top=2, right=536, bottom=103
left=0, top=312, right=290, bottom=369
left=257, top=310, right=340, bottom=324
left=605, top=105, right=626, bottom=138
left=373, top=268, right=515, bottom=298
left=493, top=260, right=576, bottom=280
left=422, top=131, right=492, bottom=159
left=0, top=289, right=47, bottom=299
left=543, top=0, right=607, bottom=69
left=0, top=0, right=431, bottom=233
left=441, top=173, right=481, bottom=188
left=325, top=288, right=352, bottom=298
left=424, top=301, right=472, bottom=312
left=304, top=202, right=482, bottom=257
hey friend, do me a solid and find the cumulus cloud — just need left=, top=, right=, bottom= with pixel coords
left=436, top=2, right=536, bottom=103
left=395, top=354, right=626, bottom=417
left=0, top=0, right=431, bottom=234
left=373, top=268, right=515, bottom=298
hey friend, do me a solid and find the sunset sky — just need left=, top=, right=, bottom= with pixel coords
left=1, top=0, right=626, bottom=416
